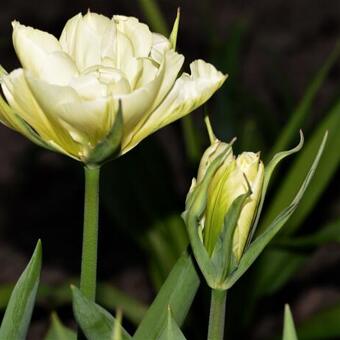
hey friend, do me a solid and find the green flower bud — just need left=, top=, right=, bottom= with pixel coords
left=195, top=140, right=264, bottom=261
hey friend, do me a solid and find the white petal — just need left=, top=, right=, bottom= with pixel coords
left=150, top=33, right=171, bottom=64
left=12, top=22, right=61, bottom=73
left=122, top=59, right=227, bottom=153
left=150, top=50, right=184, bottom=111
left=1, top=69, right=81, bottom=157
left=26, top=74, right=113, bottom=146
left=69, top=74, right=107, bottom=99
left=117, top=63, right=165, bottom=136
left=61, top=12, right=111, bottom=71
left=113, top=16, right=153, bottom=57
left=39, top=51, right=79, bottom=85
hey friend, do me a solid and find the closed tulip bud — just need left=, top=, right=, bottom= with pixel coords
left=195, top=140, right=264, bottom=261
left=0, top=11, right=226, bottom=165
left=183, top=130, right=326, bottom=290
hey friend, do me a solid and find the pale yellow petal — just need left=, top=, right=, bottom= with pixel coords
left=62, top=12, right=111, bottom=71
left=117, top=63, right=165, bottom=136
left=113, top=16, right=152, bottom=57
left=1, top=69, right=81, bottom=157
left=39, top=51, right=79, bottom=85
left=122, top=59, right=227, bottom=153
left=12, top=21, right=61, bottom=74
left=26, top=74, right=113, bottom=147
left=150, top=33, right=171, bottom=64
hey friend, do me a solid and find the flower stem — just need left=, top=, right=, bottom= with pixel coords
left=207, top=289, right=227, bottom=340
left=80, top=166, right=100, bottom=301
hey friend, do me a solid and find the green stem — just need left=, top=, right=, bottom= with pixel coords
left=207, top=289, right=227, bottom=340
left=80, top=166, right=100, bottom=301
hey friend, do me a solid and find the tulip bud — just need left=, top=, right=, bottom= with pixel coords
left=186, top=139, right=264, bottom=266
left=183, top=130, right=325, bottom=290
left=191, top=140, right=264, bottom=261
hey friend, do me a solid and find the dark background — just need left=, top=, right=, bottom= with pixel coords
left=0, top=0, right=339, bottom=339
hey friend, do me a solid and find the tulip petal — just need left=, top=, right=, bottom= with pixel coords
left=60, top=12, right=111, bottom=71
left=150, top=33, right=172, bottom=64
left=12, top=22, right=62, bottom=72
left=26, top=74, right=114, bottom=148
left=1, top=69, right=82, bottom=157
left=39, top=51, right=79, bottom=85
left=113, top=16, right=152, bottom=58
left=123, top=59, right=227, bottom=153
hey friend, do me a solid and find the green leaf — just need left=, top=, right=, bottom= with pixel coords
left=0, top=240, right=42, bottom=340
left=71, top=286, right=132, bottom=340
left=211, top=192, right=249, bottom=281
left=252, top=131, right=304, bottom=237
left=86, top=100, right=123, bottom=166
left=283, top=305, right=298, bottom=340
left=269, top=41, right=340, bottom=158
left=262, top=99, right=340, bottom=236
left=133, top=252, right=199, bottom=340
left=223, top=132, right=327, bottom=289
left=297, top=302, right=340, bottom=340
left=169, top=8, right=180, bottom=49
left=158, top=307, right=187, bottom=340
left=45, top=313, right=76, bottom=340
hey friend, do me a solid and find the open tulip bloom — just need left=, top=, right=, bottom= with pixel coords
left=0, top=11, right=226, bottom=165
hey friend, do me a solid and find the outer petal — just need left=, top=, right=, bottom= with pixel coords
left=25, top=74, right=113, bottom=148
left=122, top=59, right=227, bottom=153
left=1, top=69, right=81, bottom=157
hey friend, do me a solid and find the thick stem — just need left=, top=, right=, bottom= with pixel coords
left=207, top=289, right=227, bottom=340
left=80, top=166, right=100, bottom=301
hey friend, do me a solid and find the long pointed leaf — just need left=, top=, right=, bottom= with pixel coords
left=262, top=99, right=340, bottom=235
left=133, top=252, right=199, bottom=340
left=0, top=240, right=42, bottom=340
left=283, top=305, right=298, bottom=340
left=158, top=307, right=187, bottom=340
left=71, top=286, right=131, bottom=340
left=45, top=313, right=76, bottom=340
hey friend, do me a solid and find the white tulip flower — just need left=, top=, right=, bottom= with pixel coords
left=0, top=11, right=226, bottom=163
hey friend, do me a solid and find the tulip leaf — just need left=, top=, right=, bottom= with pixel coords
left=169, top=8, right=180, bottom=49
left=158, top=307, right=187, bottom=340
left=45, top=313, right=76, bottom=340
left=223, top=132, right=327, bottom=289
left=0, top=240, right=42, bottom=340
left=133, top=251, right=199, bottom=340
left=261, top=99, right=340, bottom=236
left=211, top=192, right=249, bottom=282
left=251, top=131, right=304, bottom=238
left=71, top=286, right=132, bottom=340
left=283, top=305, right=298, bottom=340
left=86, top=100, right=123, bottom=166
left=268, top=41, right=340, bottom=158
left=183, top=150, right=233, bottom=286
